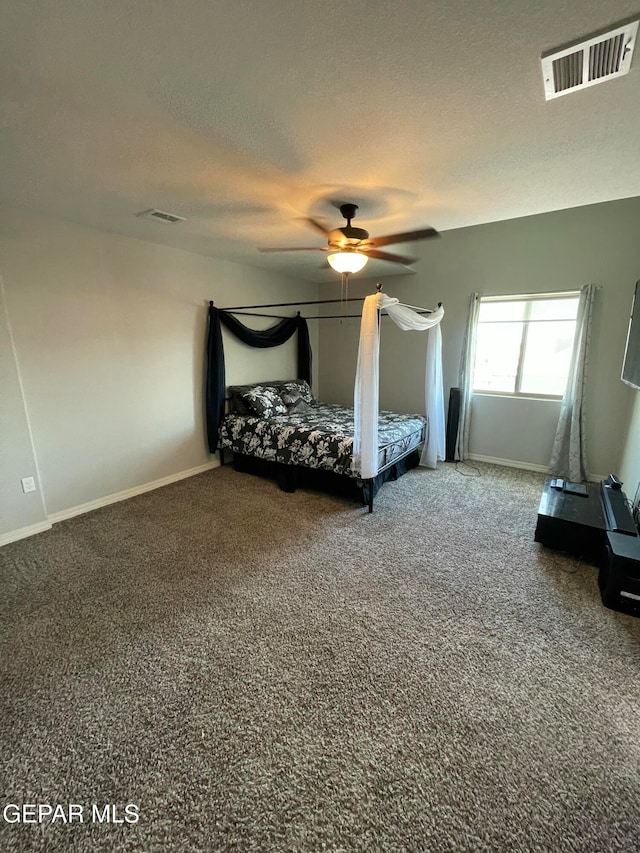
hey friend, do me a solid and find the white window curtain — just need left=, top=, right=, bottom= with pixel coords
left=548, top=283, right=597, bottom=482
left=454, top=292, right=480, bottom=461
left=353, top=292, right=445, bottom=479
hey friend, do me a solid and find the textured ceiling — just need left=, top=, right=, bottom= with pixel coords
left=1, top=0, right=639, bottom=282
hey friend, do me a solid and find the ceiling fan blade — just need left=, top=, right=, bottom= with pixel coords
left=363, top=248, right=417, bottom=266
left=301, top=217, right=331, bottom=237
left=258, top=246, right=329, bottom=252
left=369, top=227, right=439, bottom=248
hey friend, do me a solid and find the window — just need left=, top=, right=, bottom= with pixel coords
left=472, top=292, right=580, bottom=398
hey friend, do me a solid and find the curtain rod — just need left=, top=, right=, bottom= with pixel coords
left=216, top=282, right=389, bottom=311
left=223, top=310, right=291, bottom=319
left=479, top=290, right=582, bottom=301
left=223, top=308, right=361, bottom=320
left=221, top=305, right=439, bottom=320
left=304, top=309, right=435, bottom=320
left=215, top=285, right=441, bottom=317
left=216, top=296, right=368, bottom=311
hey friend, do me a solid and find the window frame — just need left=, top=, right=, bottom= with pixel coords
left=472, top=291, right=580, bottom=401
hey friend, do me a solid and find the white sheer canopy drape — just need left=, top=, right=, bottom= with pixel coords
left=353, top=292, right=445, bottom=479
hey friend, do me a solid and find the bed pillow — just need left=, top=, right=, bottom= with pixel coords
left=228, top=382, right=287, bottom=415
left=280, top=380, right=315, bottom=405
left=227, top=389, right=254, bottom=415
left=282, top=391, right=311, bottom=413
left=239, top=385, right=288, bottom=418
left=228, top=380, right=314, bottom=414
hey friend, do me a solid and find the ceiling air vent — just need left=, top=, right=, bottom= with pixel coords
left=542, top=20, right=638, bottom=100
left=136, top=208, right=185, bottom=224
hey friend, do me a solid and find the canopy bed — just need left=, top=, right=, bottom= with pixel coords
left=205, top=288, right=444, bottom=511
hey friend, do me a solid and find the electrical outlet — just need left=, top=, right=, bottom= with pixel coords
left=21, top=476, right=36, bottom=494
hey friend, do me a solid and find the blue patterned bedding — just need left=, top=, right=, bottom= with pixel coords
left=218, top=402, right=426, bottom=479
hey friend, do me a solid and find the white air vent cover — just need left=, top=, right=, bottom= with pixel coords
left=136, top=208, right=185, bottom=224
left=542, top=20, right=638, bottom=100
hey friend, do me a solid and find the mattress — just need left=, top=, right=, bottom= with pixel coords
left=218, top=402, right=426, bottom=478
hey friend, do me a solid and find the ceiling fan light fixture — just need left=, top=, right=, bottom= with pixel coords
left=327, top=251, right=368, bottom=274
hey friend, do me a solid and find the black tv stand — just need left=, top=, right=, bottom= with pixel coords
left=535, top=478, right=640, bottom=615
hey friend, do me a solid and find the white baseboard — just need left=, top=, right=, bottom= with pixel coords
left=48, top=460, right=220, bottom=524
left=468, top=454, right=607, bottom=483
left=468, top=453, right=549, bottom=473
left=0, top=520, right=53, bottom=547
left=1, top=461, right=220, bottom=546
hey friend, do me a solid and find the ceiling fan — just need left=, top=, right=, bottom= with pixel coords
left=259, top=203, right=439, bottom=274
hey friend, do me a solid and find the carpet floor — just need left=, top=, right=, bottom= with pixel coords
left=1, top=461, right=640, bottom=852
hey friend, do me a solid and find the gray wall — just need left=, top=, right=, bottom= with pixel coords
left=0, top=206, right=318, bottom=538
left=620, top=393, right=640, bottom=503
left=0, top=276, right=48, bottom=535
left=318, top=197, right=640, bottom=478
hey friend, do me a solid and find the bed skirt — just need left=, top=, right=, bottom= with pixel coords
left=229, top=451, right=420, bottom=506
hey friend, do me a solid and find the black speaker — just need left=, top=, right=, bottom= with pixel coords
left=446, top=387, right=461, bottom=461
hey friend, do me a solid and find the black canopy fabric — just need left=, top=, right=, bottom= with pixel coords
left=205, top=303, right=312, bottom=452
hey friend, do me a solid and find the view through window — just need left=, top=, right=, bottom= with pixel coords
left=472, top=293, right=580, bottom=398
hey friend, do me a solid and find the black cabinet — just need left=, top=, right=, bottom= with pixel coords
left=534, top=479, right=606, bottom=563
left=600, top=531, right=640, bottom=615
left=535, top=478, right=640, bottom=616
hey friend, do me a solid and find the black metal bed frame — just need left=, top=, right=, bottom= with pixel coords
left=218, top=285, right=439, bottom=321
left=215, top=287, right=433, bottom=512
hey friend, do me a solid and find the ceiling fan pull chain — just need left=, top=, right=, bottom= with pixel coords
left=340, top=272, right=350, bottom=320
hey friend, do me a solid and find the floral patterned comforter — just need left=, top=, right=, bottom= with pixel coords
left=218, top=403, right=426, bottom=478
